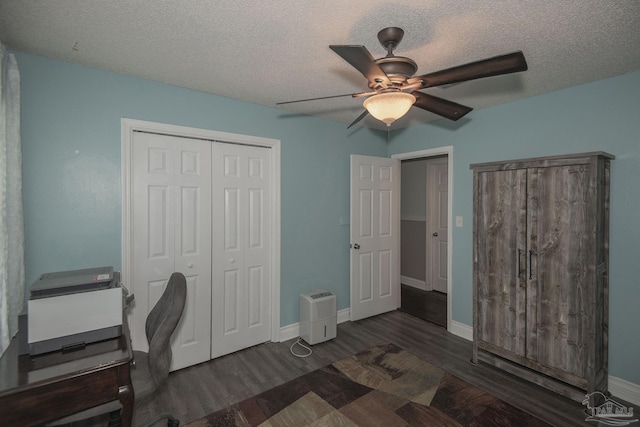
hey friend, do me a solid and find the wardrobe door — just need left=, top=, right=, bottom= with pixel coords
left=474, top=168, right=528, bottom=358
left=526, top=163, right=594, bottom=380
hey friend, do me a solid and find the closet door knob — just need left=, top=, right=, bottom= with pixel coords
left=432, top=232, right=439, bottom=237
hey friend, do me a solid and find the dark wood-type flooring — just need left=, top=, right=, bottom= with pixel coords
left=399, top=284, right=447, bottom=328
left=78, top=310, right=636, bottom=427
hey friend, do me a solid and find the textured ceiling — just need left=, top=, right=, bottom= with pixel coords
left=1, top=0, right=639, bottom=130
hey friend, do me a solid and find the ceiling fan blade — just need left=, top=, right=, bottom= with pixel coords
left=330, top=45, right=391, bottom=86
left=411, top=51, right=528, bottom=89
left=347, top=110, right=369, bottom=129
left=276, top=92, right=367, bottom=105
left=412, top=91, right=473, bottom=121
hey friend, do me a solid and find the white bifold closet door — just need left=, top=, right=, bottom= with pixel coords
left=211, top=143, right=271, bottom=359
left=131, top=131, right=271, bottom=370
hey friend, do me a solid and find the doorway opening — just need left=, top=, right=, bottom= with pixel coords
left=393, top=148, right=452, bottom=329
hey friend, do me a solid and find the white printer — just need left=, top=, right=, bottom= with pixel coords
left=27, top=266, right=123, bottom=355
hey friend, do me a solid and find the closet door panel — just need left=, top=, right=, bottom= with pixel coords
left=212, top=143, right=271, bottom=359
left=131, top=132, right=212, bottom=371
left=173, top=140, right=213, bottom=370
left=132, top=135, right=176, bottom=353
left=475, top=168, right=528, bottom=357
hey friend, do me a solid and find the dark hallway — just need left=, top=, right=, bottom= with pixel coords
left=399, top=284, right=446, bottom=328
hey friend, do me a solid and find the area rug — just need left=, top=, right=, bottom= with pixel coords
left=185, top=343, right=548, bottom=426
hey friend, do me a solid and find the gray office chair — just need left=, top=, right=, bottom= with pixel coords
left=48, top=272, right=187, bottom=427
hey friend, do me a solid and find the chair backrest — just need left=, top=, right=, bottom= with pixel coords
left=144, top=272, right=187, bottom=386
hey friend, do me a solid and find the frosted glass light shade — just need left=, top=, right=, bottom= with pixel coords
left=363, top=92, right=416, bottom=126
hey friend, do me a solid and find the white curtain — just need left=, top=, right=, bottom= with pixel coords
left=0, top=42, right=24, bottom=357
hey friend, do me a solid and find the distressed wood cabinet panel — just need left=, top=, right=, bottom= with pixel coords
left=475, top=169, right=527, bottom=357
left=472, top=152, right=612, bottom=401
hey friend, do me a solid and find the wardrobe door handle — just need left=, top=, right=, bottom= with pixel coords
left=529, top=250, right=535, bottom=279
left=517, top=249, right=522, bottom=279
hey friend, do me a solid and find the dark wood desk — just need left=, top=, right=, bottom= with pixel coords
left=0, top=320, right=134, bottom=427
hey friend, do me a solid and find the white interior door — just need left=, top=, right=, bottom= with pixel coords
left=427, top=158, right=448, bottom=294
left=350, top=155, right=400, bottom=321
left=211, top=143, right=272, bottom=358
left=131, top=131, right=212, bottom=370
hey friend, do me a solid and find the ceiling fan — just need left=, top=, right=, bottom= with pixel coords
left=278, top=27, right=528, bottom=128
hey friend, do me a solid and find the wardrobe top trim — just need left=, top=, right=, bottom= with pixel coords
left=470, top=151, right=614, bottom=171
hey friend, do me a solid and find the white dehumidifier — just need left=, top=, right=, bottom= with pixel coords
left=299, top=290, right=337, bottom=345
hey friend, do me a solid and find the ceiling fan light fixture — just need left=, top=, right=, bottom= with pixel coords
left=363, top=92, right=416, bottom=126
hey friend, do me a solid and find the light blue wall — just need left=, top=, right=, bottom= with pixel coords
left=15, top=51, right=640, bottom=385
left=388, top=70, right=640, bottom=384
left=15, top=52, right=387, bottom=329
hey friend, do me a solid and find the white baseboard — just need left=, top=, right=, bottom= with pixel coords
left=609, top=375, right=640, bottom=406
left=278, top=322, right=299, bottom=342
left=337, top=307, right=350, bottom=324
left=449, top=320, right=473, bottom=341
left=446, top=321, right=640, bottom=406
left=279, top=308, right=350, bottom=342
left=401, top=276, right=426, bottom=291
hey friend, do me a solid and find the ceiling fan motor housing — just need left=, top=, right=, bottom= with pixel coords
left=376, top=56, right=418, bottom=84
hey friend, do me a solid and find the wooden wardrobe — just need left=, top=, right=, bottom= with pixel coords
left=471, top=152, right=613, bottom=401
